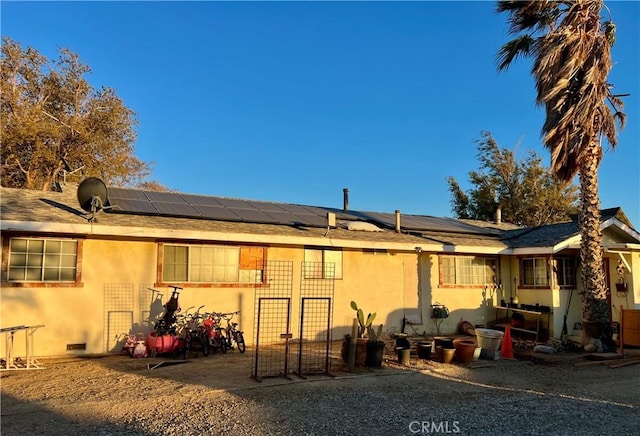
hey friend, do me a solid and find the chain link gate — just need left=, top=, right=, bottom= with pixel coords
left=296, top=262, right=335, bottom=377
left=252, top=260, right=294, bottom=381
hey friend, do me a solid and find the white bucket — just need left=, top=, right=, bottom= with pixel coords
left=475, top=328, right=504, bottom=351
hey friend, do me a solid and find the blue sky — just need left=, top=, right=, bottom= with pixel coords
left=2, top=1, right=639, bottom=227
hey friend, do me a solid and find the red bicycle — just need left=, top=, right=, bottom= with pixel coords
left=202, top=312, right=228, bottom=353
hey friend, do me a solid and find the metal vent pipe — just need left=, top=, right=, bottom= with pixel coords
left=343, top=188, right=349, bottom=211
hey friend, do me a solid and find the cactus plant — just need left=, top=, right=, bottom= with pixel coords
left=367, top=324, right=384, bottom=343
left=350, top=300, right=376, bottom=338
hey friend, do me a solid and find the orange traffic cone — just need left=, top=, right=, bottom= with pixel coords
left=501, top=324, right=514, bottom=359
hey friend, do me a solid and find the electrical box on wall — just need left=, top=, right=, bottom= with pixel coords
left=66, top=343, right=86, bottom=350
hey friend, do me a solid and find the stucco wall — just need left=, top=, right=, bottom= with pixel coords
left=2, top=235, right=638, bottom=359
left=1, top=241, right=422, bottom=357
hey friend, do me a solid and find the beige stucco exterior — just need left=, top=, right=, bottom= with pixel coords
left=1, top=186, right=639, bottom=361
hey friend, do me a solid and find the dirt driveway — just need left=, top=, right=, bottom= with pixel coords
left=2, top=344, right=639, bottom=435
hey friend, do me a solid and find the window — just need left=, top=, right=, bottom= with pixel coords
left=8, top=238, right=78, bottom=282
left=162, top=244, right=264, bottom=283
left=440, top=255, right=498, bottom=286
left=554, top=257, right=576, bottom=288
left=304, top=248, right=343, bottom=279
left=522, top=258, right=548, bottom=287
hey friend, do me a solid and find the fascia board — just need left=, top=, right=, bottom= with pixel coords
left=552, top=235, right=582, bottom=253
left=510, top=247, right=555, bottom=255
left=438, top=245, right=505, bottom=255
left=606, top=243, right=640, bottom=251
left=602, top=218, right=640, bottom=242
left=0, top=220, right=443, bottom=253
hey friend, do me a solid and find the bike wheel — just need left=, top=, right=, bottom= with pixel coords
left=235, top=332, right=246, bottom=353
left=201, top=334, right=210, bottom=357
left=183, top=337, right=190, bottom=359
left=221, top=338, right=228, bottom=354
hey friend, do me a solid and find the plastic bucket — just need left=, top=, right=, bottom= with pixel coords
left=475, top=328, right=504, bottom=351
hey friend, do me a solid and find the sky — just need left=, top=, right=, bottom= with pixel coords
left=2, top=1, right=639, bottom=227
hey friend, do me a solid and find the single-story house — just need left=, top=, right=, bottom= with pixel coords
left=1, top=181, right=639, bottom=359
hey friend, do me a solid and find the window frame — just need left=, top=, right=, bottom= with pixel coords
left=157, top=242, right=266, bottom=287
left=520, top=257, right=549, bottom=288
left=2, top=236, right=83, bottom=287
left=439, top=255, right=499, bottom=288
left=303, top=247, right=343, bottom=279
left=554, top=256, right=577, bottom=289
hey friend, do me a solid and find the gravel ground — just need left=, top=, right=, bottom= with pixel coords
left=2, top=344, right=639, bottom=435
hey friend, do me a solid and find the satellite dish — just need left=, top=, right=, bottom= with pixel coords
left=77, top=177, right=108, bottom=220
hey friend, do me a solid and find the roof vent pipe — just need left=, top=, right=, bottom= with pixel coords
left=395, top=210, right=401, bottom=233
left=495, top=205, right=502, bottom=224
left=343, top=188, right=349, bottom=211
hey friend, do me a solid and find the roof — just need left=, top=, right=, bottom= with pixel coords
left=2, top=184, right=638, bottom=254
left=503, top=207, right=640, bottom=250
left=0, top=185, right=507, bottom=252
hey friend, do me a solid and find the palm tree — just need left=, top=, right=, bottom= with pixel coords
left=496, top=0, right=626, bottom=346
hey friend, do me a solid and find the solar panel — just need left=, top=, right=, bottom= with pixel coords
left=254, top=202, right=289, bottom=213
left=278, top=204, right=319, bottom=216
left=216, top=198, right=259, bottom=210
left=296, top=214, right=328, bottom=227
left=108, top=187, right=148, bottom=201
left=192, top=205, right=242, bottom=221
left=263, top=211, right=300, bottom=225
left=364, top=211, right=492, bottom=234
left=153, top=202, right=201, bottom=217
left=145, top=191, right=188, bottom=204
left=108, top=197, right=158, bottom=214
left=180, top=194, right=224, bottom=207
left=228, top=208, right=277, bottom=224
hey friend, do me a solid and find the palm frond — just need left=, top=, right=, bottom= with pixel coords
left=614, top=111, right=627, bottom=130
left=496, top=35, right=536, bottom=70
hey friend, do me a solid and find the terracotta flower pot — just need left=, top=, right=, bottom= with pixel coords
left=453, top=338, right=477, bottom=364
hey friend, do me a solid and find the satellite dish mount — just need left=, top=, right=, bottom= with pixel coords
left=77, top=177, right=110, bottom=222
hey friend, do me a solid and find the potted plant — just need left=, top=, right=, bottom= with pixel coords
left=341, top=301, right=375, bottom=367
left=365, top=323, right=386, bottom=368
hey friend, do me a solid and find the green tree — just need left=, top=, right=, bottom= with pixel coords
left=1, top=37, right=160, bottom=190
left=447, top=131, right=578, bottom=226
left=496, top=1, right=626, bottom=344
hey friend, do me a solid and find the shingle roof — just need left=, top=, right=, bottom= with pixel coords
left=1, top=185, right=508, bottom=250
left=2, top=184, right=636, bottom=252
left=502, top=222, right=579, bottom=248
left=502, top=207, right=639, bottom=248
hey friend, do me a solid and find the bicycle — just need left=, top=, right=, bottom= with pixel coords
left=202, top=312, right=228, bottom=354
left=181, top=306, right=209, bottom=359
left=221, top=311, right=245, bottom=353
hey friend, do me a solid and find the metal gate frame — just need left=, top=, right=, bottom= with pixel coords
left=252, top=260, right=294, bottom=381
left=251, top=260, right=335, bottom=381
left=253, top=297, right=292, bottom=381
left=296, top=296, right=333, bottom=377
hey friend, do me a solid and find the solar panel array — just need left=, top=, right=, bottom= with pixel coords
left=106, top=187, right=495, bottom=234
left=363, top=211, right=498, bottom=235
left=107, top=187, right=338, bottom=228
